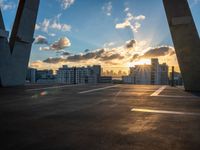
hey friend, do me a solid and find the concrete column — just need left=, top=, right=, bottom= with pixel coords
left=0, top=0, right=40, bottom=87
left=163, top=0, right=200, bottom=91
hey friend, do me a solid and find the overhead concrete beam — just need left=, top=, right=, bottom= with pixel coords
left=163, top=0, right=200, bottom=91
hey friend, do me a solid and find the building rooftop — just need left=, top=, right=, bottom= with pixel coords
left=1, top=84, right=200, bottom=150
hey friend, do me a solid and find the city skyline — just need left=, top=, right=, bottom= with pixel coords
left=1, top=0, right=200, bottom=72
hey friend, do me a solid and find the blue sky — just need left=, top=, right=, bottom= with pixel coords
left=0, top=0, right=200, bottom=71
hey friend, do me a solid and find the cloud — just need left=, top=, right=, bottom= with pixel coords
left=126, top=40, right=137, bottom=48
left=41, top=39, right=139, bottom=65
left=84, top=49, right=90, bottom=53
left=0, top=0, right=15, bottom=11
left=40, top=37, right=71, bottom=51
left=131, top=54, right=139, bottom=61
left=124, top=7, right=129, bottom=12
left=142, top=46, right=175, bottom=58
left=43, top=57, right=65, bottom=64
left=59, top=0, right=75, bottom=10
left=36, top=14, right=71, bottom=33
left=104, top=42, right=115, bottom=48
left=102, top=2, right=112, bottom=16
left=62, top=52, right=71, bottom=56
left=31, top=38, right=178, bottom=72
left=43, top=48, right=124, bottom=64
left=116, top=11, right=145, bottom=33
left=67, top=49, right=105, bottom=62
left=132, top=46, right=175, bottom=61
left=29, top=60, right=64, bottom=71
left=51, top=37, right=71, bottom=50
left=100, top=54, right=124, bottom=61
left=34, top=35, right=48, bottom=45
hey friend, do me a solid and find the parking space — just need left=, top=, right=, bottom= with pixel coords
left=0, top=84, right=200, bottom=150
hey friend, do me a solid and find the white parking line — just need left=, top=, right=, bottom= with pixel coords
left=151, top=86, right=167, bottom=96
left=131, top=108, right=200, bottom=116
left=153, top=95, right=198, bottom=98
left=27, top=84, right=83, bottom=92
left=78, top=85, right=119, bottom=94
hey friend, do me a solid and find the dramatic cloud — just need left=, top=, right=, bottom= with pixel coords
left=36, top=14, right=71, bottom=33
left=43, top=47, right=124, bottom=64
left=0, top=0, right=15, bottom=11
left=34, top=35, right=48, bottom=45
left=31, top=38, right=178, bottom=72
left=102, top=2, right=112, bottom=16
left=67, top=49, right=105, bottom=62
left=116, top=10, right=145, bottom=33
left=40, top=37, right=71, bottom=51
left=59, top=0, right=75, bottom=10
left=132, top=46, right=175, bottom=61
left=142, top=46, right=175, bottom=58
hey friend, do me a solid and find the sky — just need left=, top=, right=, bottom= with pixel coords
left=0, top=0, right=200, bottom=73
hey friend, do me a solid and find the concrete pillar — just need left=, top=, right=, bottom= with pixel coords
left=163, top=0, right=200, bottom=91
left=0, top=0, right=40, bottom=87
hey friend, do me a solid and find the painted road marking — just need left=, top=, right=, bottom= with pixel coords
left=27, top=84, right=83, bottom=92
left=131, top=108, right=200, bottom=116
left=153, top=95, right=198, bottom=98
left=151, top=86, right=167, bottom=96
left=79, top=85, right=119, bottom=94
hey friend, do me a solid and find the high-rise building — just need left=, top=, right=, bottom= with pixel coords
left=159, top=63, right=169, bottom=85
left=123, top=58, right=169, bottom=85
left=151, top=58, right=159, bottom=85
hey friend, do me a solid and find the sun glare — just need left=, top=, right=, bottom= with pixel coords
left=127, top=59, right=151, bottom=67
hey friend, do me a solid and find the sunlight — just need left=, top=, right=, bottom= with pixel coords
left=127, top=59, right=151, bottom=67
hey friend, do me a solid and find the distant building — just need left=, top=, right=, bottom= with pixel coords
left=134, top=65, right=152, bottom=84
left=26, top=68, right=37, bottom=83
left=123, top=58, right=169, bottom=85
left=36, top=70, right=54, bottom=80
left=56, top=65, right=101, bottom=84
left=169, top=71, right=183, bottom=86
left=122, top=76, right=134, bottom=84
left=37, top=70, right=55, bottom=84
left=159, top=63, right=169, bottom=85
left=99, top=76, right=112, bottom=83
left=26, top=68, right=55, bottom=84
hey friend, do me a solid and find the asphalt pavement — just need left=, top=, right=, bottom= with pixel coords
left=0, top=84, right=200, bottom=150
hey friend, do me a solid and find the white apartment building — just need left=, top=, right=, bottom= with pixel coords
left=56, top=65, right=101, bottom=84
